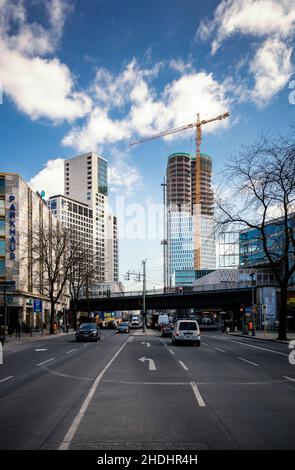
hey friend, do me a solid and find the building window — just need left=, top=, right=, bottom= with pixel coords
left=0, top=219, right=4, bottom=237
left=0, top=177, right=5, bottom=196
left=0, top=259, right=5, bottom=277
left=0, top=239, right=5, bottom=256
left=0, top=199, right=4, bottom=217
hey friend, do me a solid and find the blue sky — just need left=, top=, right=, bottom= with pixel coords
left=0, top=0, right=294, bottom=289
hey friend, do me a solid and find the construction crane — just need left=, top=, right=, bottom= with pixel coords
left=130, top=111, right=230, bottom=270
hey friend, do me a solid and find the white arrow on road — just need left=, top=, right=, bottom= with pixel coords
left=141, top=341, right=150, bottom=348
left=138, top=357, right=156, bottom=371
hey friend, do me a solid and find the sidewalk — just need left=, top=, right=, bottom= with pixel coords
left=3, top=329, right=75, bottom=347
left=229, top=330, right=295, bottom=344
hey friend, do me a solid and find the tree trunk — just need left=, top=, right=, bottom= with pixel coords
left=50, top=300, right=56, bottom=335
left=278, top=286, right=288, bottom=341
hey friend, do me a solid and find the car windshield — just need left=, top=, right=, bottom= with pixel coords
left=120, top=323, right=128, bottom=327
left=179, top=322, right=197, bottom=330
left=80, top=323, right=96, bottom=330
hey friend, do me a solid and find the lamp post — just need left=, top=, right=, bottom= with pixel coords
left=250, top=271, right=256, bottom=336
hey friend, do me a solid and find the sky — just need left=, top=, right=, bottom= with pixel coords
left=0, top=0, right=295, bottom=290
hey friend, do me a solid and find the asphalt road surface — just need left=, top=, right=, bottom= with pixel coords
left=0, top=330, right=294, bottom=450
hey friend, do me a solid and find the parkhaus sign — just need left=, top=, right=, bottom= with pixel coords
left=8, top=195, right=16, bottom=260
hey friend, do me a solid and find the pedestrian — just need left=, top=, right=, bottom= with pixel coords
left=15, top=322, right=21, bottom=338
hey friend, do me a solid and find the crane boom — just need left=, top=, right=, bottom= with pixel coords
left=129, top=112, right=229, bottom=146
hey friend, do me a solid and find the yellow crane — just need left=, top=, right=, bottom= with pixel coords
left=130, top=111, right=230, bottom=269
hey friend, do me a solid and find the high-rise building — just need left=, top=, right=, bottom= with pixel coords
left=64, top=152, right=118, bottom=283
left=166, top=152, right=216, bottom=285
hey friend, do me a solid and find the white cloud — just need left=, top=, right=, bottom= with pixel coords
left=197, top=0, right=295, bottom=105
left=62, top=60, right=231, bottom=152
left=198, top=0, right=295, bottom=54
left=109, top=160, right=142, bottom=197
left=29, top=158, right=64, bottom=198
left=250, top=37, right=293, bottom=105
left=0, top=0, right=92, bottom=121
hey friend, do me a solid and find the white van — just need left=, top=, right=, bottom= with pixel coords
left=172, top=320, right=201, bottom=346
left=131, top=316, right=139, bottom=328
left=157, top=314, right=169, bottom=329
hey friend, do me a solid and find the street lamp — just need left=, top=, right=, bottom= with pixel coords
left=249, top=271, right=256, bottom=336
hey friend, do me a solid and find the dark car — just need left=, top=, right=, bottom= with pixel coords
left=107, top=320, right=118, bottom=329
left=117, top=322, right=130, bottom=333
left=76, top=323, right=100, bottom=342
left=161, top=323, right=174, bottom=338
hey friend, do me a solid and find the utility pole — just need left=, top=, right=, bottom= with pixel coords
left=161, top=178, right=167, bottom=293
left=142, top=259, right=147, bottom=333
left=124, top=261, right=147, bottom=333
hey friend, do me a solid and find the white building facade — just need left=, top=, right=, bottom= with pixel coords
left=64, top=152, right=119, bottom=284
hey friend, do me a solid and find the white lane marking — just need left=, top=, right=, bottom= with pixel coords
left=215, top=347, right=226, bottom=353
left=138, top=357, right=157, bottom=371
left=141, top=342, right=150, bottom=348
left=284, top=376, right=295, bottom=383
left=168, top=348, right=175, bottom=356
left=178, top=360, right=189, bottom=371
left=59, top=337, right=129, bottom=450
left=238, top=357, right=259, bottom=367
left=209, top=336, right=288, bottom=356
left=83, top=344, right=90, bottom=347
left=37, top=358, right=55, bottom=367
left=0, top=376, right=14, bottom=384
left=66, top=349, right=77, bottom=354
left=202, top=342, right=208, bottom=346
left=35, top=349, right=48, bottom=352
left=190, top=382, right=206, bottom=407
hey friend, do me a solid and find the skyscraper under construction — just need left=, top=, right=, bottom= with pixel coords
left=166, top=152, right=216, bottom=286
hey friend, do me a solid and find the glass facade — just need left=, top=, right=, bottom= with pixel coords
left=219, top=231, right=240, bottom=268
left=239, top=216, right=295, bottom=285
left=173, top=269, right=214, bottom=287
left=98, top=158, right=108, bottom=196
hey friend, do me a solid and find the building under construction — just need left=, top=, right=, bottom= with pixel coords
left=166, top=151, right=216, bottom=285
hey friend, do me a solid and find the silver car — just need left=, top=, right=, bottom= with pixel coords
left=172, top=320, right=201, bottom=346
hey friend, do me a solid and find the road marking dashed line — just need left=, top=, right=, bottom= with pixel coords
left=190, top=382, right=206, bottom=407
left=215, top=347, right=226, bottom=353
left=178, top=360, right=189, bottom=371
left=284, top=376, right=295, bottom=383
left=37, top=358, right=55, bottom=367
left=66, top=349, right=77, bottom=354
left=0, top=376, right=14, bottom=383
left=238, top=357, right=259, bottom=367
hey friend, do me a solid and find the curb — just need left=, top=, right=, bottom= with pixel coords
left=3, top=331, right=75, bottom=347
left=229, top=333, right=292, bottom=345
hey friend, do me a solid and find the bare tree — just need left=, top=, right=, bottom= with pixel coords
left=31, top=224, right=85, bottom=334
left=216, top=136, right=295, bottom=340
left=69, top=253, right=98, bottom=329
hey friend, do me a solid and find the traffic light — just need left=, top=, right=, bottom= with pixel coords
left=240, top=304, right=245, bottom=313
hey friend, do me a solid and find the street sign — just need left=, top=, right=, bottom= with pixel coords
left=33, top=299, right=42, bottom=313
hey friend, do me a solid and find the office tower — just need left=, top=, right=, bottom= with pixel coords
left=64, top=152, right=118, bottom=283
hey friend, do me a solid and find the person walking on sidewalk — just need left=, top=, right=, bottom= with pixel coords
left=15, top=322, right=21, bottom=338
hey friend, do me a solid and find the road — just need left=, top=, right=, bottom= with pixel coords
left=0, top=330, right=294, bottom=450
